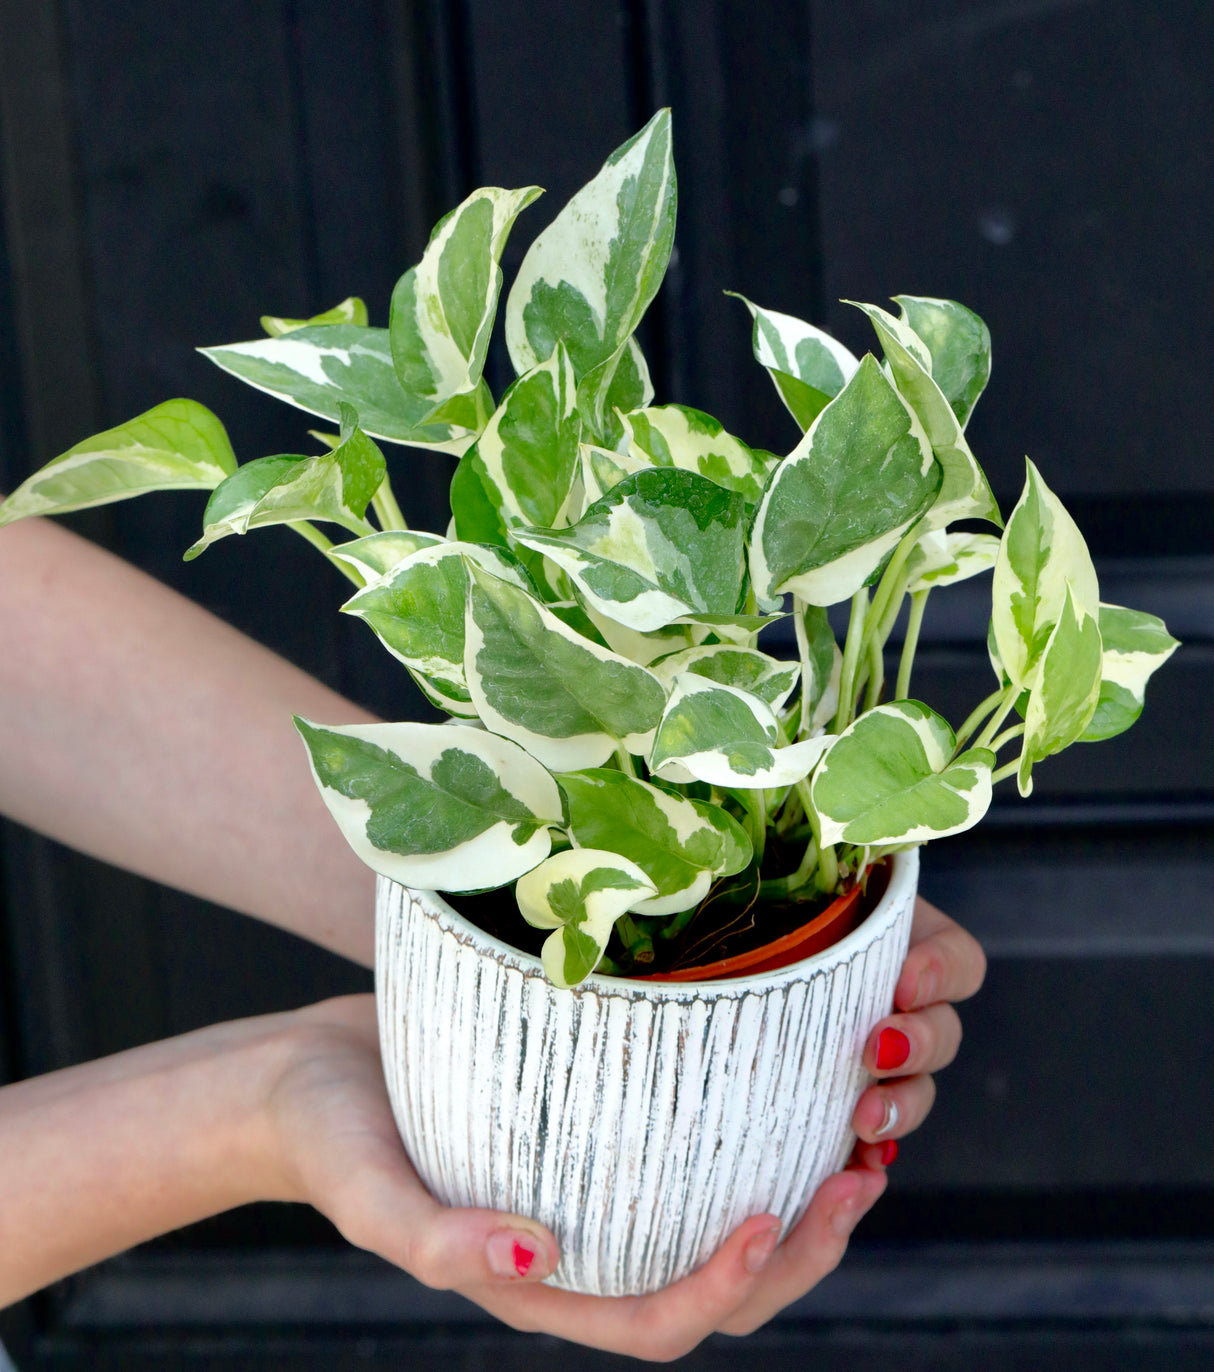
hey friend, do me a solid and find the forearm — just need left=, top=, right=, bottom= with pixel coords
left=0, top=1013, right=296, bottom=1308
left=0, top=516, right=377, bottom=963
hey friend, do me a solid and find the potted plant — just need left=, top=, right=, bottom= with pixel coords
left=0, top=110, right=1177, bottom=1296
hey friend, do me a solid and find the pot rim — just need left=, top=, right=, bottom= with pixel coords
left=383, top=846, right=919, bottom=1001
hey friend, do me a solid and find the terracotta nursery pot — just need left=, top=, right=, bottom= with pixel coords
left=375, top=847, right=919, bottom=1296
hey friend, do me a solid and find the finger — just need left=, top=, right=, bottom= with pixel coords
left=865, top=1004, right=963, bottom=1077
left=853, top=1137, right=900, bottom=1170
left=852, top=1072, right=937, bottom=1143
left=718, top=1167, right=887, bottom=1335
left=894, top=897, right=987, bottom=1012
left=464, top=1211, right=785, bottom=1360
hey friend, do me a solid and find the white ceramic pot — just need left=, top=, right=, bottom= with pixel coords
left=375, top=847, right=919, bottom=1296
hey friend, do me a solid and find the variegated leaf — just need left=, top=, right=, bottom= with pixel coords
left=201, top=325, right=483, bottom=454
left=728, top=292, right=860, bottom=432
left=506, top=110, right=676, bottom=380
left=795, top=603, right=841, bottom=733
left=992, top=459, right=1100, bottom=689
left=1081, top=603, right=1179, bottom=743
left=650, top=645, right=800, bottom=711
left=621, top=404, right=773, bottom=504
left=515, top=468, right=748, bottom=633
left=649, top=674, right=832, bottom=788
left=0, top=400, right=236, bottom=526
left=812, top=700, right=994, bottom=846
left=904, top=530, right=1000, bottom=593
left=464, top=565, right=666, bottom=768
left=849, top=300, right=1000, bottom=529
left=749, top=355, right=941, bottom=606
left=579, top=598, right=705, bottom=666
left=578, top=441, right=652, bottom=510
left=185, top=404, right=383, bottom=559
left=261, top=296, right=368, bottom=337
left=328, top=529, right=446, bottom=582
left=516, top=849, right=657, bottom=988
left=390, top=184, right=542, bottom=419
left=558, top=769, right=751, bottom=916
left=576, top=335, right=654, bottom=448
left=1018, top=584, right=1103, bottom=795
left=294, top=718, right=562, bottom=892
left=341, top=542, right=532, bottom=714
left=894, top=295, right=991, bottom=429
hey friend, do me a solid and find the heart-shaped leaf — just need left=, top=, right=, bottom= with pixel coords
left=621, top=404, right=773, bottom=504
left=893, top=295, right=991, bottom=429
left=1080, top=603, right=1180, bottom=743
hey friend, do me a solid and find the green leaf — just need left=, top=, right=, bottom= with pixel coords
left=650, top=644, right=799, bottom=711
left=0, top=399, right=236, bottom=526
left=558, top=769, right=751, bottom=916
left=812, top=700, right=994, bottom=846
left=649, top=674, right=832, bottom=788
left=1080, top=603, right=1179, bottom=742
left=185, top=403, right=383, bottom=559
left=294, top=718, right=562, bottom=891
left=389, top=184, right=542, bottom=418
left=506, top=110, right=676, bottom=380
left=728, top=293, right=859, bottom=431
left=515, top=849, right=657, bottom=988
left=893, top=295, right=991, bottom=429
left=576, top=336, right=654, bottom=448
left=261, top=296, right=368, bottom=337
left=328, top=529, right=446, bottom=581
left=848, top=300, right=1000, bottom=529
left=991, top=459, right=1100, bottom=689
left=621, top=404, right=773, bottom=504
left=1017, top=584, right=1103, bottom=795
left=749, top=355, right=941, bottom=606
left=515, top=467, right=749, bottom=633
left=904, top=530, right=1000, bottom=593
left=576, top=441, right=651, bottom=512
left=201, top=325, right=485, bottom=454
left=464, top=565, right=667, bottom=768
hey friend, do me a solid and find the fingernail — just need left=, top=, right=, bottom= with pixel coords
left=874, top=1094, right=900, bottom=1138
left=487, top=1230, right=546, bottom=1279
left=880, top=1139, right=899, bottom=1166
left=743, top=1224, right=781, bottom=1274
left=876, top=1027, right=911, bottom=1070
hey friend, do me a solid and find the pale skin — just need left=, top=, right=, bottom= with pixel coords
left=0, top=516, right=986, bottom=1358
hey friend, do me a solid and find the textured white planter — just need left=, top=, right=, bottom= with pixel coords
left=376, top=847, right=918, bottom=1296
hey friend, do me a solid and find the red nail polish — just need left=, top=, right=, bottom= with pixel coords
left=880, top=1139, right=899, bottom=1166
left=876, top=1027, right=910, bottom=1070
left=512, top=1241, right=535, bottom=1277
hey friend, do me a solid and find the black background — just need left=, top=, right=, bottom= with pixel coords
left=0, top=1, right=1212, bottom=1367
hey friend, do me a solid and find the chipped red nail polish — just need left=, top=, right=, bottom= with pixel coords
left=880, top=1139, right=899, bottom=1166
left=512, top=1241, right=535, bottom=1277
left=876, top=1027, right=910, bottom=1070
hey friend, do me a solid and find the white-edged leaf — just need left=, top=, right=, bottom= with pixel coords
left=515, top=849, right=657, bottom=988
left=294, top=718, right=562, bottom=892
left=894, top=295, right=992, bottom=430
left=328, top=529, right=446, bottom=581
left=576, top=335, right=654, bottom=448
left=0, top=399, right=236, bottom=526
left=201, top=325, right=482, bottom=454
left=390, top=184, right=542, bottom=417
left=185, top=403, right=383, bottom=559
left=261, top=296, right=368, bottom=337
left=506, top=110, right=676, bottom=380
left=795, top=603, right=841, bottom=733
left=749, top=354, right=941, bottom=606
left=1016, top=583, right=1103, bottom=795
left=848, top=299, right=1000, bottom=529
left=515, top=467, right=749, bottom=633
left=812, top=700, right=994, bottom=846
left=464, top=565, right=667, bottom=768
left=992, top=459, right=1100, bottom=689
left=1081, top=603, right=1179, bottom=742
left=578, top=441, right=652, bottom=509
left=558, top=769, right=751, bottom=916
left=649, top=674, right=832, bottom=788
left=728, top=293, right=860, bottom=431
left=904, top=530, right=1000, bottom=593
left=578, top=596, right=705, bottom=666
left=650, top=645, right=799, bottom=711
left=621, top=404, right=773, bottom=504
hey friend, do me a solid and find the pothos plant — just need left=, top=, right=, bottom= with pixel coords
left=0, top=111, right=1178, bottom=988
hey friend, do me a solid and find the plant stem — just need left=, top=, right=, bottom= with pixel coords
left=991, top=758, right=1021, bottom=786
left=372, top=478, right=408, bottom=531
left=954, top=686, right=1008, bottom=751
left=290, top=522, right=365, bottom=588
left=990, top=723, right=1026, bottom=753
left=895, top=590, right=929, bottom=700
left=865, top=524, right=922, bottom=651
left=862, top=630, right=885, bottom=712
left=831, top=589, right=870, bottom=734
left=738, top=789, right=767, bottom=863
left=974, top=687, right=1020, bottom=752
left=614, top=746, right=637, bottom=778
left=615, top=913, right=654, bottom=966
left=758, top=834, right=820, bottom=901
